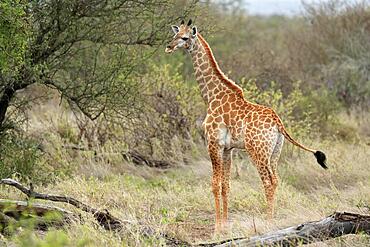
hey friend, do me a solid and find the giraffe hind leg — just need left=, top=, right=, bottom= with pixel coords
left=263, top=133, right=284, bottom=217
left=255, top=158, right=278, bottom=218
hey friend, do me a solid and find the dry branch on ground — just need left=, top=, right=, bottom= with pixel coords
left=201, top=212, right=370, bottom=247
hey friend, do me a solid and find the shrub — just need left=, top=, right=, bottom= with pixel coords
left=0, top=131, right=53, bottom=184
left=289, top=0, right=370, bottom=109
left=121, top=63, right=204, bottom=161
left=241, top=79, right=341, bottom=138
left=242, top=79, right=310, bottom=137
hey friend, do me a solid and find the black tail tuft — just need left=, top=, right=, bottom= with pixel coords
left=314, top=151, right=328, bottom=169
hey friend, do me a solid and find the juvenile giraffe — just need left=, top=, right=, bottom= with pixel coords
left=165, top=20, right=328, bottom=232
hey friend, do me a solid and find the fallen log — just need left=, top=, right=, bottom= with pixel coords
left=201, top=212, right=370, bottom=247
left=0, top=178, right=125, bottom=231
left=0, top=199, right=76, bottom=232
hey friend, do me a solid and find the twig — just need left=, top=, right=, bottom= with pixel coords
left=252, top=216, right=257, bottom=234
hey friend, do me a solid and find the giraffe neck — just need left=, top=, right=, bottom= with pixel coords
left=189, top=34, right=244, bottom=104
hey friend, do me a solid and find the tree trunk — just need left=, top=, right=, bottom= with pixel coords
left=0, top=78, right=31, bottom=129
left=0, top=86, right=16, bottom=128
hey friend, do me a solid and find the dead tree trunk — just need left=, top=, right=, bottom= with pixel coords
left=201, top=212, right=370, bottom=247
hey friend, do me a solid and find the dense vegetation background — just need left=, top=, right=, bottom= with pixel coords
left=0, top=0, right=369, bottom=246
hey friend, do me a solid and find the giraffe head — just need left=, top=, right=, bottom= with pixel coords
left=165, top=19, right=197, bottom=54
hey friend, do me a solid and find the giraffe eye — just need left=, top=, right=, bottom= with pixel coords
left=181, top=37, right=189, bottom=41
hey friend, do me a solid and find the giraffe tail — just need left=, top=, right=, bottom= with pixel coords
left=314, top=150, right=328, bottom=169
left=278, top=125, right=328, bottom=169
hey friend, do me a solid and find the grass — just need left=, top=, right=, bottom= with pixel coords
left=0, top=100, right=369, bottom=246
left=1, top=138, right=369, bottom=246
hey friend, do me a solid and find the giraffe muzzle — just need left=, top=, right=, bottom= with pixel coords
left=165, top=44, right=179, bottom=53
left=165, top=46, right=174, bottom=53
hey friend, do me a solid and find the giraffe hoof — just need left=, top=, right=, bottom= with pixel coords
left=213, top=222, right=222, bottom=235
left=221, top=220, right=231, bottom=232
left=267, top=211, right=274, bottom=220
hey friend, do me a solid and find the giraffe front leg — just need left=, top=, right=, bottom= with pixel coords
left=208, top=142, right=223, bottom=233
left=221, top=149, right=232, bottom=229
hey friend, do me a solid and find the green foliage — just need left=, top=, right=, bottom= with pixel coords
left=0, top=0, right=198, bottom=130
left=241, top=79, right=338, bottom=137
left=2, top=204, right=62, bottom=234
left=123, top=63, right=204, bottom=160
left=1, top=202, right=90, bottom=246
left=0, top=0, right=28, bottom=74
left=17, top=230, right=68, bottom=247
left=13, top=229, right=91, bottom=247
left=0, top=0, right=199, bottom=175
left=0, top=132, right=55, bottom=184
left=291, top=0, right=370, bottom=109
left=320, top=59, right=370, bottom=109
left=0, top=132, right=40, bottom=181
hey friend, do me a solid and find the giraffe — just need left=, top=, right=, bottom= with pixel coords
left=165, top=20, right=328, bottom=232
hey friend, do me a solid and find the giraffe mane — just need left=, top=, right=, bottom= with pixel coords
left=197, top=34, right=245, bottom=99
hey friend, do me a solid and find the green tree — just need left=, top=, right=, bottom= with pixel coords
left=0, top=0, right=197, bottom=131
left=0, top=0, right=28, bottom=74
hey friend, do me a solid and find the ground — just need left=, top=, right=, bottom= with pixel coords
left=1, top=136, right=369, bottom=246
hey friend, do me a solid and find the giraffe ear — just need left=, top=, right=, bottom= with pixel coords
left=171, top=25, right=179, bottom=34
left=192, top=26, right=197, bottom=37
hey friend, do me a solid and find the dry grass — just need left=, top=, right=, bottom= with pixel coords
left=1, top=142, right=369, bottom=246
left=0, top=103, right=369, bottom=246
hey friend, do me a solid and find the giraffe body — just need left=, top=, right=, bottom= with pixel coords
left=165, top=20, right=327, bottom=232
